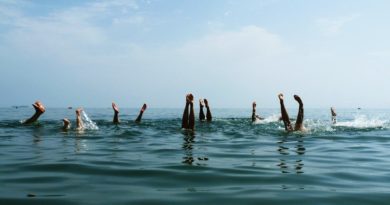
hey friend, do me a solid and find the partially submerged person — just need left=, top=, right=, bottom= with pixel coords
left=182, top=94, right=195, bottom=130
left=331, top=107, right=337, bottom=124
left=278, top=93, right=306, bottom=132
left=111, top=102, right=147, bottom=123
left=252, top=101, right=264, bottom=122
left=199, top=98, right=212, bottom=122
left=23, top=101, right=46, bottom=124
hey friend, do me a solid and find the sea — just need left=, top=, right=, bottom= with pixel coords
left=1, top=107, right=390, bottom=205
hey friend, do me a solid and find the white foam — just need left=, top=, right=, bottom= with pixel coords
left=81, top=110, right=99, bottom=130
left=304, top=119, right=334, bottom=133
left=254, top=114, right=280, bottom=124
left=334, top=115, right=387, bottom=129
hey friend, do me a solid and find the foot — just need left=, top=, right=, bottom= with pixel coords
left=32, top=101, right=45, bottom=113
left=63, top=118, right=70, bottom=126
left=112, top=102, right=119, bottom=113
left=141, top=103, right=147, bottom=112
left=204, top=99, right=209, bottom=107
left=186, top=93, right=194, bottom=104
left=76, top=108, right=83, bottom=116
left=294, top=95, right=303, bottom=105
left=278, top=93, right=284, bottom=101
left=199, top=99, right=205, bottom=107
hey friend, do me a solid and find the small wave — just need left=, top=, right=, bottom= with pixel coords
left=334, top=115, right=387, bottom=129
left=81, top=111, right=99, bottom=130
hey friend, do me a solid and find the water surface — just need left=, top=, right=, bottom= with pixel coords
left=1, top=108, right=390, bottom=205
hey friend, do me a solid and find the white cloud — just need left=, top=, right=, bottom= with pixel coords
left=177, top=25, right=290, bottom=68
left=316, top=14, right=360, bottom=35
left=0, top=0, right=146, bottom=66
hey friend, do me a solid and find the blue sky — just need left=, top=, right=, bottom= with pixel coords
left=1, top=0, right=390, bottom=108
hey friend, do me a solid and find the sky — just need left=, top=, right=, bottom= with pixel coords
left=1, top=0, right=390, bottom=108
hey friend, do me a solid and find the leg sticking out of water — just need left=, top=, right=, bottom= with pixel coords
left=23, top=101, right=46, bottom=124
left=252, top=101, right=264, bottom=122
left=135, top=103, right=147, bottom=123
left=76, top=108, right=84, bottom=130
left=189, top=95, right=195, bottom=130
left=293, top=95, right=305, bottom=131
left=204, top=99, right=212, bottom=122
left=278, top=94, right=293, bottom=131
left=62, top=118, right=71, bottom=130
left=331, top=107, right=337, bottom=124
left=112, top=102, right=120, bottom=124
left=181, top=95, right=190, bottom=129
left=199, top=99, right=206, bottom=121
left=181, top=94, right=195, bottom=130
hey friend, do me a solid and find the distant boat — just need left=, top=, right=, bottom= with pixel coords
left=68, top=107, right=73, bottom=109
left=357, top=107, right=362, bottom=110
left=12, top=105, right=28, bottom=109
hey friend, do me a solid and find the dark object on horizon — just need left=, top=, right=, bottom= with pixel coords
left=357, top=107, right=361, bottom=110
left=12, top=105, right=28, bottom=109
left=68, top=107, right=73, bottom=109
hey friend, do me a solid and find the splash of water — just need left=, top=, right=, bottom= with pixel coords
left=254, top=114, right=281, bottom=124
left=304, top=119, right=334, bottom=133
left=335, top=115, right=387, bottom=129
left=81, top=111, right=99, bottom=130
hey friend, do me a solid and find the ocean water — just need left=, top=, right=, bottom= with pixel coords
left=1, top=107, right=390, bottom=205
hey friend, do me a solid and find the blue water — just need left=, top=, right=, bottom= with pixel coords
left=1, top=107, right=390, bottom=205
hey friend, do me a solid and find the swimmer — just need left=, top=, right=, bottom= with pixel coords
left=112, top=102, right=120, bottom=124
left=199, top=99, right=206, bottom=121
left=331, top=107, right=337, bottom=124
left=204, top=99, right=212, bottom=122
left=182, top=94, right=195, bottom=130
left=278, top=93, right=305, bottom=131
left=76, top=108, right=84, bottom=130
left=23, top=101, right=46, bottom=124
left=135, top=103, right=147, bottom=123
left=62, top=118, right=71, bottom=130
left=252, top=101, right=264, bottom=122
